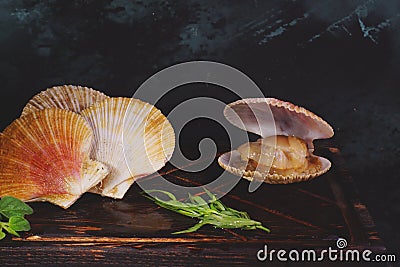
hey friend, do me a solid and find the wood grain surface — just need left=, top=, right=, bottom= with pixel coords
left=0, top=145, right=385, bottom=266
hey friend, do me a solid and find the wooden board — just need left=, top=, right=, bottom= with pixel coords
left=0, top=145, right=385, bottom=265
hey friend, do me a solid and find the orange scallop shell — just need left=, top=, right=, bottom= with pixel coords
left=0, top=109, right=109, bottom=208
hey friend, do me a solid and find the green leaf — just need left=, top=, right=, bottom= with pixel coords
left=9, top=216, right=31, bottom=231
left=172, top=222, right=205, bottom=234
left=256, top=225, right=271, bottom=233
left=145, top=190, right=177, bottom=201
left=143, top=189, right=270, bottom=235
left=0, top=196, right=33, bottom=218
left=2, top=225, right=20, bottom=237
left=0, top=231, right=5, bottom=240
left=210, top=200, right=226, bottom=212
left=189, top=195, right=208, bottom=206
left=0, top=197, right=33, bottom=241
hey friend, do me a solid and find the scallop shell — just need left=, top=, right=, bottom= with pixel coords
left=0, top=109, right=109, bottom=208
left=81, top=97, right=175, bottom=199
left=218, top=98, right=334, bottom=184
left=21, top=85, right=109, bottom=116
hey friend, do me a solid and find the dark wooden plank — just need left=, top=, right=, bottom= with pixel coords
left=0, top=146, right=385, bottom=265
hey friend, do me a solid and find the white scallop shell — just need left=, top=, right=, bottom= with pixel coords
left=224, top=98, right=334, bottom=148
left=81, top=97, right=175, bottom=198
left=21, top=85, right=109, bottom=116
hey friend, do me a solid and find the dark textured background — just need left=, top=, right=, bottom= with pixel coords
left=0, top=0, right=399, bottom=254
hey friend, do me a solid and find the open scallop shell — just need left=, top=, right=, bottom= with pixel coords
left=81, top=97, right=175, bottom=199
left=0, top=109, right=109, bottom=208
left=21, top=85, right=109, bottom=116
left=218, top=98, right=334, bottom=184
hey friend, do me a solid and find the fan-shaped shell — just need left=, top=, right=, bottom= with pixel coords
left=0, top=109, right=109, bottom=208
left=219, top=98, right=334, bottom=184
left=81, top=97, right=175, bottom=199
left=224, top=98, right=333, bottom=148
left=218, top=150, right=331, bottom=184
left=21, top=85, right=109, bottom=116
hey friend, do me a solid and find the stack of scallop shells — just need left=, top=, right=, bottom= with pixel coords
left=0, top=85, right=175, bottom=208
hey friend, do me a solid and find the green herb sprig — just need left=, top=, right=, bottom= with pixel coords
left=0, top=196, right=33, bottom=240
left=144, top=189, right=270, bottom=234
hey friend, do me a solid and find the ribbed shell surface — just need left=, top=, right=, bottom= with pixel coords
left=0, top=109, right=109, bottom=208
left=81, top=97, right=175, bottom=199
left=21, top=85, right=109, bottom=116
left=219, top=98, right=334, bottom=184
left=224, top=98, right=334, bottom=146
